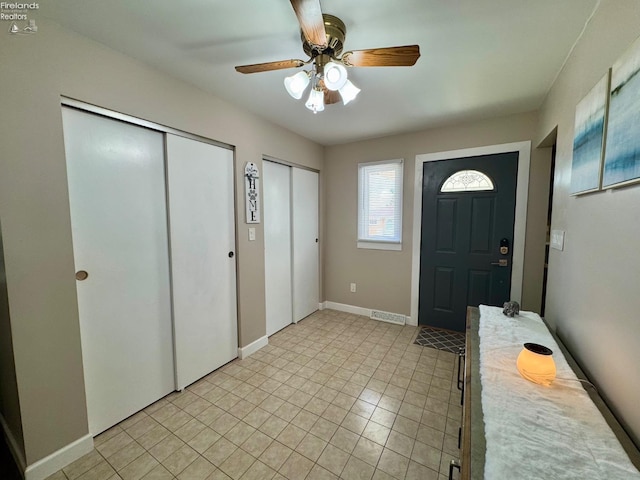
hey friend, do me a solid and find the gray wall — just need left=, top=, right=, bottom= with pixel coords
left=323, top=111, right=551, bottom=316
left=537, top=0, right=640, bottom=446
left=0, top=19, right=322, bottom=465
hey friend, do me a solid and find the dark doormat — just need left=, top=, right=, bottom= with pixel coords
left=414, top=326, right=465, bottom=353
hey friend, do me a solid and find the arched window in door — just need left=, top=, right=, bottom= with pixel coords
left=440, top=169, right=494, bottom=192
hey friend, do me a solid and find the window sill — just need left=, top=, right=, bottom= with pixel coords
left=357, top=241, right=402, bottom=251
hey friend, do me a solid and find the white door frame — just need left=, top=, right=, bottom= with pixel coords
left=410, top=141, right=531, bottom=326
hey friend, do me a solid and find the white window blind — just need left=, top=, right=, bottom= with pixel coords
left=358, top=159, right=403, bottom=250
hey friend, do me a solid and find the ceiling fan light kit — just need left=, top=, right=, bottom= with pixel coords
left=320, top=61, right=347, bottom=91
left=305, top=86, right=325, bottom=113
left=337, top=79, right=360, bottom=105
left=284, top=70, right=311, bottom=99
left=285, top=56, right=357, bottom=112
left=235, top=0, right=420, bottom=114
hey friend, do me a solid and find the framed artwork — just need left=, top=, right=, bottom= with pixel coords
left=570, top=71, right=609, bottom=195
left=603, top=36, right=640, bottom=188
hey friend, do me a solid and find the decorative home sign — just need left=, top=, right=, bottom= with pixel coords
left=570, top=71, right=610, bottom=195
left=603, top=35, right=640, bottom=188
left=244, top=162, right=260, bottom=223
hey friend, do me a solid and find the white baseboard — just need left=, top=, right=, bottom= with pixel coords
left=1, top=413, right=26, bottom=475
left=322, top=301, right=415, bottom=326
left=323, top=301, right=370, bottom=317
left=238, top=335, right=268, bottom=359
left=24, top=433, right=93, bottom=480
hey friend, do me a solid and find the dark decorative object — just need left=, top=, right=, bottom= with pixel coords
left=503, top=301, right=520, bottom=317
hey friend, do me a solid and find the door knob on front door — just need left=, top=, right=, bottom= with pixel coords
left=76, top=270, right=89, bottom=281
left=490, top=259, right=508, bottom=267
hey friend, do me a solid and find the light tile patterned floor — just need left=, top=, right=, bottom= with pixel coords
left=46, top=309, right=461, bottom=480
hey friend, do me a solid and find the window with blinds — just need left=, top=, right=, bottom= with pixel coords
left=357, top=159, right=403, bottom=250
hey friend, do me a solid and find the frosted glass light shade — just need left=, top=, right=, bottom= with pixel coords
left=516, top=343, right=556, bottom=386
left=284, top=71, right=310, bottom=99
left=324, top=61, right=348, bottom=91
left=338, top=80, right=360, bottom=105
left=305, top=88, right=324, bottom=113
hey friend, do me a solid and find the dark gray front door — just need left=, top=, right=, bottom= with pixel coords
left=418, top=152, right=518, bottom=331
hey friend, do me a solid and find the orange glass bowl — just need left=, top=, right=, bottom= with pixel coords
left=516, top=342, right=556, bottom=386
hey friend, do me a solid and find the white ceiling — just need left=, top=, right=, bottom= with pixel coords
left=40, top=0, right=598, bottom=145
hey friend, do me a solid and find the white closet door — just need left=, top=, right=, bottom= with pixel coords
left=292, top=169, right=320, bottom=321
left=62, top=107, right=174, bottom=435
left=263, top=161, right=293, bottom=336
left=166, top=135, right=238, bottom=390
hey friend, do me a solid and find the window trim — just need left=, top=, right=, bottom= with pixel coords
left=357, top=158, right=404, bottom=250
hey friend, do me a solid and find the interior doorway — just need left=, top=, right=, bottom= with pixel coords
left=541, top=143, right=557, bottom=317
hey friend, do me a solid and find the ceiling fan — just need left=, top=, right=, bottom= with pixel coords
left=234, top=0, right=420, bottom=113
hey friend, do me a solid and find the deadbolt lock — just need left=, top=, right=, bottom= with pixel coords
left=500, top=238, right=510, bottom=255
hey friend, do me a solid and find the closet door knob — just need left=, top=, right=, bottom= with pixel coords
left=76, top=270, right=89, bottom=281
left=228, top=251, right=234, bottom=258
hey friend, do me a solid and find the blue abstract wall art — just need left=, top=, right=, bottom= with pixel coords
left=571, top=72, right=609, bottom=194
left=604, top=36, right=640, bottom=188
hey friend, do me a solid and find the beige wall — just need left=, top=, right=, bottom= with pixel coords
left=0, top=20, right=322, bottom=466
left=3, top=0, right=638, bottom=470
left=323, top=111, right=551, bottom=316
left=536, top=0, right=640, bottom=445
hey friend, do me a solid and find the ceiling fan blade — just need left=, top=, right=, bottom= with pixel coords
left=290, top=0, right=327, bottom=48
left=235, top=59, right=305, bottom=74
left=341, top=45, right=421, bottom=67
left=324, top=90, right=341, bottom=105
left=319, top=80, right=341, bottom=105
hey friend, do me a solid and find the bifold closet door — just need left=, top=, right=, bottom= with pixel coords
left=263, top=161, right=293, bottom=336
left=166, top=134, right=238, bottom=390
left=62, top=107, right=174, bottom=435
left=292, top=169, right=319, bottom=321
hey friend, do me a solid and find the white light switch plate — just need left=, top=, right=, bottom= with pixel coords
left=550, top=230, right=565, bottom=251
left=248, top=227, right=256, bottom=241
